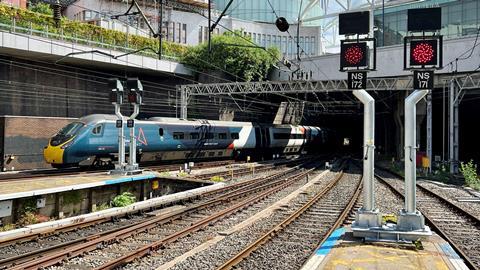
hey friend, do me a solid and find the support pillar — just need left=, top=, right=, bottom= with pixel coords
left=114, top=104, right=126, bottom=172
left=126, top=104, right=140, bottom=172
left=180, top=86, right=188, bottom=119
left=398, top=90, right=428, bottom=231
left=352, top=90, right=381, bottom=228
left=449, top=80, right=459, bottom=174
left=426, top=91, right=432, bottom=173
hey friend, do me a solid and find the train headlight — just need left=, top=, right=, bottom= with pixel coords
left=61, top=140, right=74, bottom=149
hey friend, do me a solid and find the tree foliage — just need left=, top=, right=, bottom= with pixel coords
left=182, top=31, right=281, bottom=81
left=28, top=2, right=53, bottom=15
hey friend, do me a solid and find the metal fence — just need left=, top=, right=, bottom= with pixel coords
left=0, top=17, right=178, bottom=61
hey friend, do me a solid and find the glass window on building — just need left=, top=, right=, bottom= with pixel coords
left=267, top=35, right=271, bottom=47
left=182, top=24, right=187, bottom=44
left=305, top=37, right=309, bottom=55
left=462, top=0, right=478, bottom=36
left=282, top=36, right=287, bottom=55
left=311, top=36, right=316, bottom=55
left=199, top=26, right=203, bottom=43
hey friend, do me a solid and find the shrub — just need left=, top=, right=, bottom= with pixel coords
left=0, top=4, right=185, bottom=59
left=177, top=171, right=189, bottom=178
left=210, top=175, right=225, bottom=182
left=17, top=211, right=38, bottom=226
left=460, top=160, right=480, bottom=190
left=111, top=192, right=136, bottom=207
left=0, top=223, right=16, bottom=232
left=94, top=203, right=110, bottom=212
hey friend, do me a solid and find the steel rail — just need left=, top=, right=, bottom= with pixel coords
left=0, top=160, right=305, bottom=251
left=7, top=167, right=313, bottom=270
left=374, top=170, right=480, bottom=270
left=92, top=169, right=314, bottom=270
left=217, top=168, right=362, bottom=270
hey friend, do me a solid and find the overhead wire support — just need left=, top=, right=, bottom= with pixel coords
left=111, top=0, right=162, bottom=58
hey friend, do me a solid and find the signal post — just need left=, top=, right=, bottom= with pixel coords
left=109, top=78, right=144, bottom=175
left=338, top=11, right=382, bottom=232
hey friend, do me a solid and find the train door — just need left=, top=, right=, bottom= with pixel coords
left=255, top=127, right=263, bottom=149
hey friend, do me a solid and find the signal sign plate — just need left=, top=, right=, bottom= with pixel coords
left=347, top=71, right=367, bottom=90
left=127, top=119, right=135, bottom=128
left=413, top=70, right=433, bottom=89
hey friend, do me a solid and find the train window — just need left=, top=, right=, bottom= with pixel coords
left=217, top=151, right=223, bottom=156
left=273, top=133, right=290, bottom=140
left=199, top=152, right=206, bottom=157
left=92, top=124, right=102, bottom=135
left=209, top=152, right=215, bottom=157
left=190, top=132, right=199, bottom=139
left=159, top=128, right=164, bottom=137
left=218, top=133, right=227, bottom=139
left=290, top=134, right=303, bottom=139
left=173, top=132, right=184, bottom=140
left=231, top=133, right=239, bottom=139
left=205, top=133, right=214, bottom=139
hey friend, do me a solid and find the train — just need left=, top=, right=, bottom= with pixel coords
left=43, top=114, right=332, bottom=168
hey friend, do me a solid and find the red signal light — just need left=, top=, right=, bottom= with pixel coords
left=340, top=42, right=368, bottom=69
left=345, top=46, right=364, bottom=65
left=410, top=40, right=437, bottom=66
left=128, top=92, right=137, bottom=103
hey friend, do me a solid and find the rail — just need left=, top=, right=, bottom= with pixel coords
left=374, top=168, right=480, bottom=270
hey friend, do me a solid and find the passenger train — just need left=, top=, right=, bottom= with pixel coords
left=43, top=114, right=331, bottom=168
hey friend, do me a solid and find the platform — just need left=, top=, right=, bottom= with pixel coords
left=302, top=226, right=469, bottom=270
left=0, top=171, right=158, bottom=201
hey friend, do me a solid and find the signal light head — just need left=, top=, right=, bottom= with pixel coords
left=410, top=39, right=437, bottom=66
left=340, top=42, right=368, bottom=69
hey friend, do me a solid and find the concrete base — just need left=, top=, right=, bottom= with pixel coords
left=352, top=223, right=432, bottom=242
left=397, top=209, right=426, bottom=231
left=353, top=209, right=382, bottom=228
left=109, top=169, right=143, bottom=175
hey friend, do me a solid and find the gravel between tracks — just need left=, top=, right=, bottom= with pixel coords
left=44, top=165, right=328, bottom=270
left=120, top=169, right=333, bottom=270
left=152, top=170, right=340, bottom=270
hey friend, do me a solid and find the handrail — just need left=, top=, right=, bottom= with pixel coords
left=0, top=18, right=179, bottom=62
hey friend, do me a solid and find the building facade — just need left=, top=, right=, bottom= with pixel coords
left=375, top=0, right=480, bottom=47
left=64, top=0, right=322, bottom=59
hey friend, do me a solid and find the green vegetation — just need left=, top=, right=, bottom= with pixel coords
left=159, top=170, right=171, bottom=177
left=0, top=4, right=185, bottom=59
left=94, top=202, right=110, bottom=212
left=0, top=223, right=15, bottom=232
left=111, top=192, right=136, bottom=207
left=62, top=190, right=82, bottom=205
left=182, top=31, right=281, bottom=81
left=389, top=161, right=404, bottom=177
left=17, top=211, right=38, bottom=226
left=28, top=2, right=53, bottom=15
left=177, top=171, right=189, bottom=178
left=460, top=160, right=480, bottom=190
left=19, top=197, right=37, bottom=214
left=210, top=175, right=225, bottom=182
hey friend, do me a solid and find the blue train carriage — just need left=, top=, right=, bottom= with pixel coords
left=44, top=114, right=327, bottom=168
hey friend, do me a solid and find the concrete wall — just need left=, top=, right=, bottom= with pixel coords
left=2, top=177, right=206, bottom=225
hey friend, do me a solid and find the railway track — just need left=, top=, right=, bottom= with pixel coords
left=0, top=160, right=238, bottom=182
left=0, top=159, right=307, bottom=251
left=375, top=169, right=480, bottom=270
left=217, top=164, right=362, bottom=270
left=0, top=162, right=317, bottom=270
